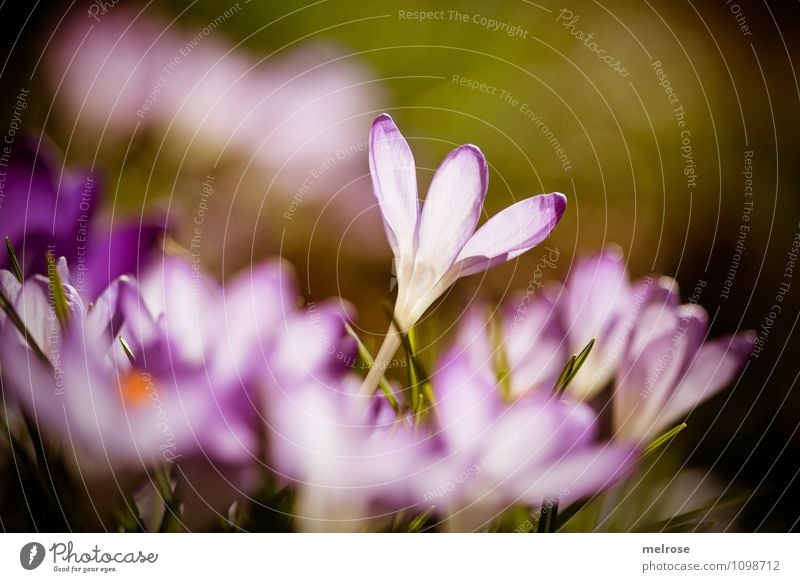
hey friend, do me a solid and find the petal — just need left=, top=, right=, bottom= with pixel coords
left=0, top=331, right=67, bottom=436
left=139, top=255, right=214, bottom=362
left=625, top=277, right=681, bottom=359
left=502, top=286, right=568, bottom=396
left=653, top=332, right=755, bottom=435
left=563, top=248, right=630, bottom=347
left=483, top=395, right=598, bottom=483
left=0, top=269, right=22, bottom=305
left=85, top=216, right=168, bottom=300
left=512, top=444, right=638, bottom=506
left=0, top=138, right=58, bottom=244
left=85, top=275, right=138, bottom=345
left=268, top=299, right=355, bottom=387
left=454, top=304, right=493, bottom=371
left=616, top=304, right=709, bottom=442
left=416, top=145, right=488, bottom=274
left=368, top=114, right=419, bottom=259
left=13, top=278, right=56, bottom=355
left=432, top=346, right=502, bottom=454
left=215, top=258, right=299, bottom=382
left=561, top=249, right=633, bottom=398
left=453, top=192, right=567, bottom=277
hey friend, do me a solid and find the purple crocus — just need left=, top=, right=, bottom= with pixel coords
left=363, top=114, right=567, bottom=394
left=0, top=262, right=258, bottom=471
left=445, top=250, right=632, bottom=399
left=613, top=277, right=755, bottom=443
left=453, top=288, right=567, bottom=398
left=559, top=248, right=634, bottom=399
left=0, top=137, right=166, bottom=300
left=413, top=347, right=638, bottom=531
left=1, top=252, right=336, bottom=527
left=265, top=375, right=423, bottom=531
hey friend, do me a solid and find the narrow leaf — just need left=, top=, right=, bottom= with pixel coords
left=552, top=355, right=576, bottom=395
left=382, top=305, right=433, bottom=415
left=536, top=500, right=559, bottom=533
left=564, top=337, right=595, bottom=386
left=408, top=506, right=436, bottom=532
left=552, top=337, right=596, bottom=396
left=643, top=423, right=687, bottom=457
left=4, top=236, right=23, bottom=282
left=46, top=251, right=70, bottom=328
left=119, top=336, right=137, bottom=365
left=488, top=310, right=513, bottom=401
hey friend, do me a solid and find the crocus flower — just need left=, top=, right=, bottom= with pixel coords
left=447, top=251, right=628, bottom=400
left=1, top=251, right=332, bottom=527
left=265, top=375, right=424, bottom=532
left=451, top=288, right=567, bottom=399
left=363, top=114, right=567, bottom=394
left=47, top=8, right=385, bottom=249
left=0, top=137, right=166, bottom=300
left=558, top=248, right=634, bottom=399
left=413, top=347, right=638, bottom=531
left=613, top=277, right=755, bottom=443
left=0, top=262, right=257, bottom=472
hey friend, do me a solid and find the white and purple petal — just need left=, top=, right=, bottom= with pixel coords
left=453, top=192, right=567, bottom=278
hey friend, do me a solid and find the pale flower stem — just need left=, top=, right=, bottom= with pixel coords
left=360, top=323, right=402, bottom=396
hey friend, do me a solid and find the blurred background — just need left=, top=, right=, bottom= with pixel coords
left=0, top=0, right=798, bottom=531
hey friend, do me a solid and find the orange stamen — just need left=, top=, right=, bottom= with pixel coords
left=119, top=370, right=152, bottom=407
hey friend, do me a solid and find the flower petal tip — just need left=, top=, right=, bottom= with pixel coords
left=459, top=143, right=485, bottom=158
left=372, top=113, right=395, bottom=128
left=737, top=330, right=758, bottom=351
left=551, top=192, right=568, bottom=217
left=602, top=243, right=625, bottom=263
left=450, top=143, right=489, bottom=187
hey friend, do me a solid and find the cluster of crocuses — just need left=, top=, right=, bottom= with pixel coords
left=0, top=116, right=753, bottom=532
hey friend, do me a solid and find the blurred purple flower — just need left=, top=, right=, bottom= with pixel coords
left=363, top=114, right=566, bottom=394
left=0, top=262, right=257, bottom=472
left=0, top=137, right=166, bottom=299
left=411, top=347, right=637, bottom=530
left=613, top=276, right=755, bottom=443
left=453, top=289, right=567, bottom=398
left=266, top=375, right=422, bottom=531
left=559, top=248, right=633, bottom=398
left=47, top=8, right=384, bottom=241
left=450, top=250, right=755, bottom=441
left=1, top=246, right=360, bottom=526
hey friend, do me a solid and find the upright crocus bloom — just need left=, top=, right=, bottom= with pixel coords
left=363, top=114, right=567, bottom=394
left=613, top=277, right=755, bottom=443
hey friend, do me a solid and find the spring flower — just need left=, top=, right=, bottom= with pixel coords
left=413, top=347, right=638, bottom=531
left=47, top=9, right=383, bottom=226
left=449, top=250, right=630, bottom=400
left=613, top=277, right=755, bottom=443
left=266, top=375, right=423, bottom=532
left=0, top=262, right=257, bottom=471
left=452, top=288, right=567, bottom=398
left=0, top=137, right=166, bottom=300
left=0, top=251, right=353, bottom=528
left=363, top=114, right=567, bottom=394
left=556, top=248, right=634, bottom=399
